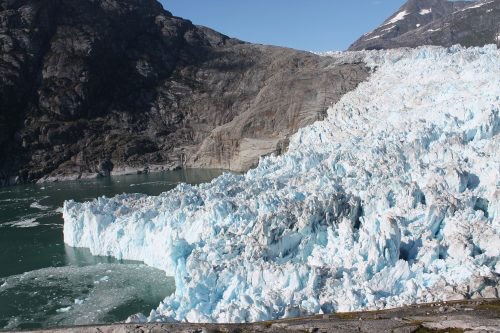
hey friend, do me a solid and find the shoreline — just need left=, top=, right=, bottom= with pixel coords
left=0, top=165, right=232, bottom=189
left=14, top=299, right=500, bottom=333
left=35, top=163, right=184, bottom=185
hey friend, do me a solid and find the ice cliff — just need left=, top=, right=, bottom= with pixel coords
left=63, top=45, right=500, bottom=323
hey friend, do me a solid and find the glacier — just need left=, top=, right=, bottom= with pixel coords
left=63, top=45, right=500, bottom=323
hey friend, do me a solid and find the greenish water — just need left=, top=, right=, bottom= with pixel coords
left=0, top=169, right=224, bottom=330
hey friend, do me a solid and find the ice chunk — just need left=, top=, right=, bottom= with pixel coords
left=30, top=202, right=50, bottom=210
left=64, top=45, right=500, bottom=323
left=2, top=218, right=40, bottom=228
left=56, top=307, right=71, bottom=313
left=126, top=312, right=147, bottom=323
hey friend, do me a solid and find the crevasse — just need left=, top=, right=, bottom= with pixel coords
left=63, top=45, right=500, bottom=323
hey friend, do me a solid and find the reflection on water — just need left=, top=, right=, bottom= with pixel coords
left=0, top=169, right=224, bottom=329
left=63, top=245, right=136, bottom=267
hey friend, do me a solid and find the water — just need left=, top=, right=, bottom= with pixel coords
left=0, top=169, right=224, bottom=330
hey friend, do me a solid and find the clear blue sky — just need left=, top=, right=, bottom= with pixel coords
left=160, top=0, right=406, bottom=52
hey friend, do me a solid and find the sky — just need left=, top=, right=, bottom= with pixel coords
left=161, top=0, right=406, bottom=52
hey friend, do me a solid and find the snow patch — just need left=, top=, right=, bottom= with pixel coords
left=364, top=35, right=383, bottom=41
left=462, top=1, right=494, bottom=11
left=384, top=10, right=408, bottom=25
left=454, top=0, right=494, bottom=14
left=380, top=25, right=396, bottom=33
left=64, top=45, right=500, bottom=323
left=419, top=8, right=432, bottom=15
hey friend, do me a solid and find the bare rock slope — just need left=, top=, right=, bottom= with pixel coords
left=349, top=0, right=500, bottom=51
left=0, top=0, right=369, bottom=185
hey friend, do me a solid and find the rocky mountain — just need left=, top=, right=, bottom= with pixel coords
left=349, top=0, right=500, bottom=51
left=0, top=0, right=369, bottom=186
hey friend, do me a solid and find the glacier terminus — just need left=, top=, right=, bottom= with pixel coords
left=63, top=45, right=500, bottom=323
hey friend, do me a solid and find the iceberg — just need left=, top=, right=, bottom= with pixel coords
left=63, top=45, right=500, bottom=323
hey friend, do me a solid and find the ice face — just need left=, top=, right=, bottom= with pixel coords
left=63, top=45, right=500, bottom=323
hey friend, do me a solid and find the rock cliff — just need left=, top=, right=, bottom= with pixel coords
left=0, top=0, right=369, bottom=185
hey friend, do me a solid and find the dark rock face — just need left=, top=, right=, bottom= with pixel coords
left=349, top=0, right=500, bottom=51
left=0, top=0, right=369, bottom=185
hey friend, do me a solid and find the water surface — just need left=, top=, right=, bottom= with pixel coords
left=0, top=169, right=224, bottom=330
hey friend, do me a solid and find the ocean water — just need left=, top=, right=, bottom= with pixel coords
left=0, top=169, right=223, bottom=330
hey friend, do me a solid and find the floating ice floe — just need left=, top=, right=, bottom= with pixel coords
left=56, top=307, right=72, bottom=313
left=2, top=218, right=40, bottom=228
left=63, top=45, right=500, bottom=323
left=74, top=299, right=85, bottom=305
left=30, top=201, right=51, bottom=210
left=0, top=264, right=174, bottom=329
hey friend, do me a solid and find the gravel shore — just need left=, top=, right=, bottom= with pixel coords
left=16, top=299, right=500, bottom=333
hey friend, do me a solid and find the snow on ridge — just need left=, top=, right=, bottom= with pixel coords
left=383, top=10, right=409, bottom=26
left=364, top=35, right=383, bottom=42
left=380, top=25, right=396, bottom=33
left=419, top=8, right=432, bottom=15
left=362, top=25, right=395, bottom=41
left=63, top=45, right=500, bottom=323
left=459, top=0, right=494, bottom=12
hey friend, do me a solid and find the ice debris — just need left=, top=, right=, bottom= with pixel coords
left=126, top=313, right=148, bottom=323
left=0, top=264, right=174, bottom=329
left=63, top=45, right=500, bottom=323
left=30, top=201, right=51, bottom=210
left=1, top=218, right=40, bottom=228
left=56, top=307, right=71, bottom=313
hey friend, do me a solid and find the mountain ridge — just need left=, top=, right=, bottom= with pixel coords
left=0, top=0, right=369, bottom=186
left=349, top=0, right=500, bottom=50
left=2, top=0, right=499, bottom=186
